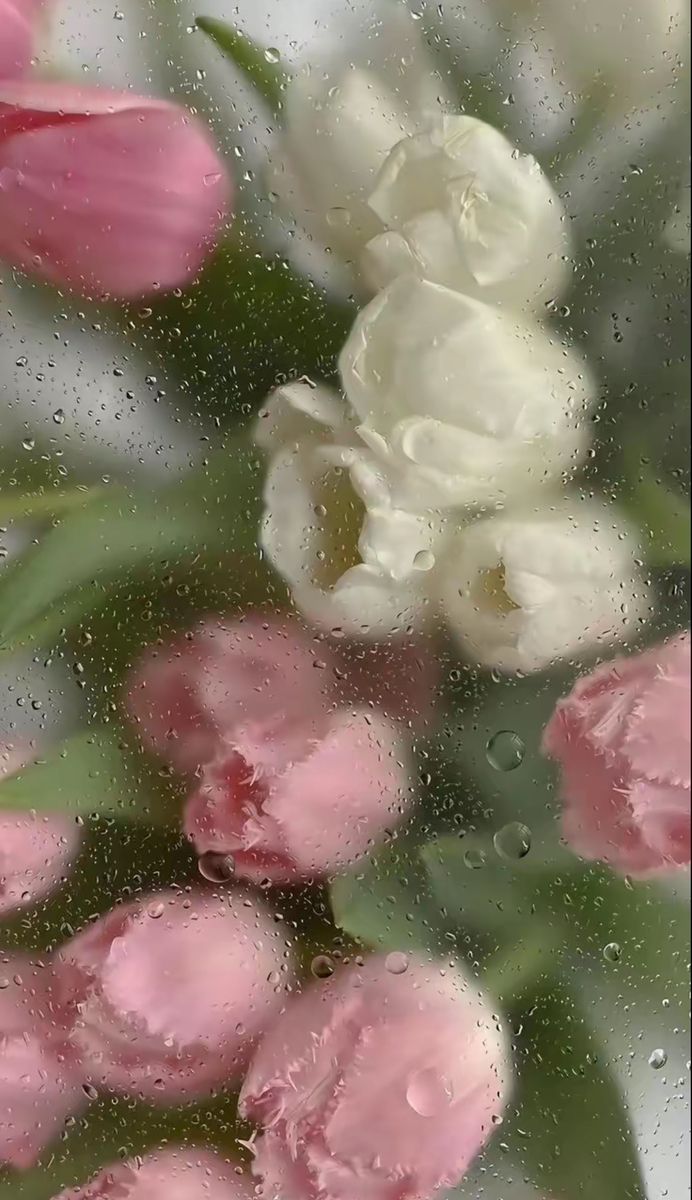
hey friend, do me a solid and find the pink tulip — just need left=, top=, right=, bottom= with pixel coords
left=53, top=889, right=293, bottom=1102
left=0, top=748, right=81, bottom=914
left=126, top=615, right=332, bottom=775
left=543, top=632, right=691, bottom=875
left=240, top=954, right=510, bottom=1200
left=185, top=708, right=410, bottom=884
left=1, top=953, right=84, bottom=1169
left=0, top=1, right=43, bottom=79
left=54, top=1147, right=253, bottom=1200
left=0, top=82, right=230, bottom=297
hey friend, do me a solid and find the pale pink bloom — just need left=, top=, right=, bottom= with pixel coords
left=54, top=1146, right=253, bottom=1200
left=53, top=889, right=293, bottom=1102
left=185, top=709, right=410, bottom=884
left=1, top=953, right=84, bottom=1169
left=126, top=615, right=333, bottom=775
left=0, top=813, right=80, bottom=915
left=0, top=748, right=81, bottom=915
left=543, top=632, right=691, bottom=875
left=240, top=954, right=510, bottom=1200
left=0, top=82, right=229, bottom=297
left=0, top=0, right=43, bottom=79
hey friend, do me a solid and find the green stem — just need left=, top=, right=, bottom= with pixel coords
left=195, top=17, right=287, bottom=112
left=483, top=921, right=563, bottom=1009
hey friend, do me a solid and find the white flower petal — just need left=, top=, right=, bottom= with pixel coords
left=255, top=381, right=349, bottom=452
left=340, top=276, right=593, bottom=511
left=364, top=114, right=569, bottom=308
left=437, top=499, right=651, bottom=673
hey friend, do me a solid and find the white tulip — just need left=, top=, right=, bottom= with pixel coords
left=437, top=499, right=650, bottom=673
left=363, top=115, right=570, bottom=309
left=267, top=27, right=450, bottom=266
left=256, top=383, right=444, bottom=636
left=339, top=275, right=593, bottom=512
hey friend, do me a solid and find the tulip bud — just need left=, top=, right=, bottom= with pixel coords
left=240, top=954, right=510, bottom=1199
left=0, top=0, right=43, bottom=79
left=126, top=613, right=332, bottom=774
left=185, top=708, right=411, bottom=884
left=1, top=953, right=84, bottom=1169
left=55, top=890, right=294, bottom=1101
left=543, top=632, right=691, bottom=875
left=0, top=82, right=229, bottom=297
left=257, top=382, right=444, bottom=636
left=437, top=499, right=650, bottom=673
left=0, top=813, right=79, bottom=915
left=266, top=13, right=449, bottom=268
left=364, top=114, right=570, bottom=310
left=1, top=748, right=81, bottom=915
left=339, top=276, right=592, bottom=512
left=54, top=1147, right=253, bottom=1200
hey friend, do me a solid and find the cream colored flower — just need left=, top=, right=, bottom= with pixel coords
left=363, top=115, right=570, bottom=310
left=437, top=498, right=651, bottom=673
left=266, top=20, right=450, bottom=266
left=339, top=275, right=592, bottom=512
left=256, top=382, right=444, bottom=637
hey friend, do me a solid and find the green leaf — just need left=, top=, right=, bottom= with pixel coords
left=0, top=727, right=179, bottom=822
left=565, top=866, right=690, bottom=1013
left=330, top=844, right=446, bottom=955
left=0, top=442, right=260, bottom=652
left=440, top=672, right=572, bottom=829
left=622, top=454, right=691, bottom=567
left=507, top=983, right=646, bottom=1199
left=196, top=16, right=286, bottom=109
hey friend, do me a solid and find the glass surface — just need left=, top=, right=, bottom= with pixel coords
left=0, top=3, right=689, bottom=1199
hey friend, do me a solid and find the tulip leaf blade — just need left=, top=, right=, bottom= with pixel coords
left=505, top=982, right=647, bottom=1200
left=0, top=443, right=260, bottom=653
left=195, top=16, right=286, bottom=110
left=622, top=453, right=691, bottom=567
left=0, top=727, right=177, bottom=822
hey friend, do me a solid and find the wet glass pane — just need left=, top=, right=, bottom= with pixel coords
left=1, top=2, right=689, bottom=1199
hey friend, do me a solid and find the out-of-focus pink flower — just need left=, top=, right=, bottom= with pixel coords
left=54, top=1146, right=253, bottom=1200
left=53, top=889, right=293, bottom=1102
left=0, top=0, right=43, bottom=79
left=543, top=632, right=691, bottom=875
left=240, top=954, right=509, bottom=1200
left=126, top=615, right=333, bottom=775
left=0, top=82, right=229, bottom=298
left=1, top=953, right=84, bottom=1169
left=185, top=709, right=410, bottom=884
left=0, top=812, right=78, bottom=914
left=0, top=748, right=81, bottom=915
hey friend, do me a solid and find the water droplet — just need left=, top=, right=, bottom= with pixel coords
left=52, top=408, right=65, bottom=425
left=326, top=206, right=352, bottom=228
left=649, top=1048, right=667, bottom=1070
left=463, top=847, right=487, bottom=870
left=311, top=954, right=335, bottom=979
left=264, top=47, right=281, bottom=63
left=413, top=549, right=435, bottom=571
left=82, top=1083, right=99, bottom=1100
left=22, top=436, right=35, bottom=450
left=502, top=92, right=516, bottom=105
left=385, top=952, right=409, bottom=975
left=493, top=822, right=532, bottom=860
left=203, top=172, right=222, bottom=187
left=198, top=851, right=236, bottom=883
left=603, top=942, right=622, bottom=963
left=147, top=902, right=164, bottom=920
left=486, top=730, right=525, bottom=771
left=406, top=1068, right=454, bottom=1116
